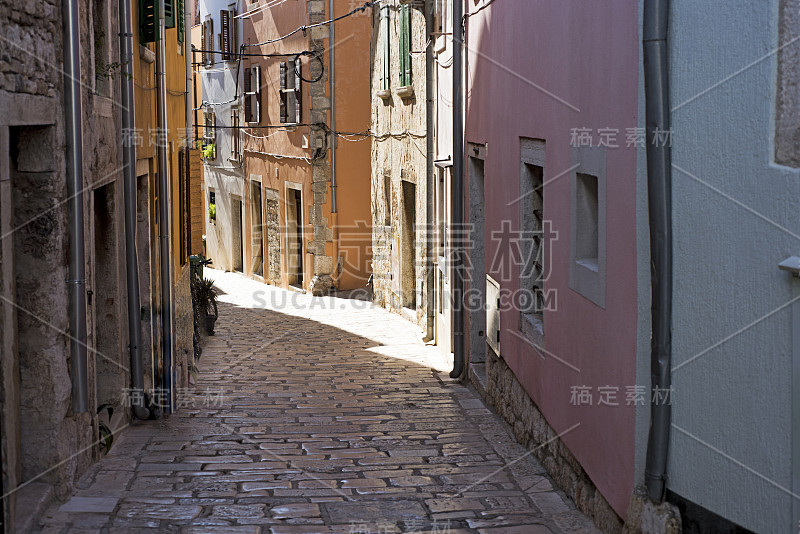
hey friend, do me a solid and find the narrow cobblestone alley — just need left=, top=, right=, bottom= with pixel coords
left=37, top=271, right=598, bottom=534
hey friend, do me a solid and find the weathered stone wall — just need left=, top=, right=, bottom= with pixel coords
left=0, top=1, right=61, bottom=97
left=0, top=0, right=130, bottom=528
left=307, top=0, right=334, bottom=295
left=480, top=350, right=625, bottom=533
left=369, top=0, right=429, bottom=328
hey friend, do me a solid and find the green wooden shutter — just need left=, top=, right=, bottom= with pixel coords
left=380, top=7, right=390, bottom=91
left=177, top=0, right=184, bottom=43
left=165, top=0, right=176, bottom=29
left=244, top=67, right=252, bottom=123
left=139, top=0, right=158, bottom=43
left=400, top=4, right=411, bottom=87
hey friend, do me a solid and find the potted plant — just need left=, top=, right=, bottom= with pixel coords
left=191, top=277, right=219, bottom=335
left=202, top=142, right=215, bottom=160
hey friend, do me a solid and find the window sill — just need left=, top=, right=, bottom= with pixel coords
left=395, top=85, right=414, bottom=99
left=520, top=312, right=545, bottom=353
left=139, top=45, right=155, bottom=64
left=576, top=258, right=599, bottom=273
left=377, top=89, right=392, bottom=100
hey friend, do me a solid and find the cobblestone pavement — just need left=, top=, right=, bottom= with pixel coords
left=38, top=270, right=598, bottom=533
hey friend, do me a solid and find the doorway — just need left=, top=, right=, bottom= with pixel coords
left=136, top=172, right=155, bottom=387
left=250, top=183, right=264, bottom=277
left=286, top=187, right=304, bottom=287
left=91, top=183, right=124, bottom=407
left=468, top=155, right=487, bottom=386
left=231, top=197, right=244, bottom=273
left=401, top=180, right=417, bottom=309
left=435, top=167, right=453, bottom=353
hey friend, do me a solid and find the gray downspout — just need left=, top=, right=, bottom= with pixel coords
left=186, top=2, right=192, bottom=139
left=449, top=0, right=465, bottom=379
left=156, top=0, right=174, bottom=413
left=643, top=0, right=672, bottom=503
left=63, top=0, right=89, bottom=413
left=329, top=0, right=337, bottom=215
left=119, top=0, right=150, bottom=419
left=424, top=0, right=435, bottom=342
left=329, top=0, right=340, bottom=288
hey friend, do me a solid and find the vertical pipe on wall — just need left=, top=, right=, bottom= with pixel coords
left=424, top=0, right=435, bottom=342
left=643, top=0, right=673, bottom=503
left=186, top=0, right=193, bottom=146
left=329, top=0, right=339, bottom=287
left=119, top=0, right=150, bottom=419
left=449, top=0, right=465, bottom=379
left=62, top=0, right=89, bottom=413
left=156, top=0, right=174, bottom=412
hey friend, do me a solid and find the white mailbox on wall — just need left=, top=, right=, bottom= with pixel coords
left=486, top=275, right=500, bottom=356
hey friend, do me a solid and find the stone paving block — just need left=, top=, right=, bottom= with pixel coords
left=324, top=500, right=427, bottom=524
left=271, top=503, right=321, bottom=519
left=58, top=496, right=119, bottom=513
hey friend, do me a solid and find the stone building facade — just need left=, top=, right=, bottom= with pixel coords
left=370, top=0, right=430, bottom=326
left=0, top=1, right=195, bottom=530
left=0, top=0, right=125, bottom=530
left=212, top=0, right=371, bottom=295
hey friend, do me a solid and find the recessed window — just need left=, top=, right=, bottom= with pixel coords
left=569, top=146, right=606, bottom=308
left=519, top=138, right=547, bottom=344
left=384, top=174, right=392, bottom=227
left=575, top=173, right=599, bottom=271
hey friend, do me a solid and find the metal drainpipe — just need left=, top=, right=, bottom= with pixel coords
left=119, top=0, right=150, bottom=419
left=643, top=0, right=673, bottom=503
left=185, top=1, right=192, bottom=147
left=449, top=0, right=465, bottom=379
left=329, top=0, right=339, bottom=287
left=63, top=0, right=89, bottom=413
left=424, top=0, right=435, bottom=342
left=156, top=0, right=174, bottom=413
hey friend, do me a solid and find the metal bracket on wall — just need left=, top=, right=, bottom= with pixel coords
left=779, top=256, right=800, bottom=277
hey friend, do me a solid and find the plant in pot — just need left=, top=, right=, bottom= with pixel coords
left=191, top=277, right=219, bottom=335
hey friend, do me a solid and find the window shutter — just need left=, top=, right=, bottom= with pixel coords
left=244, top=67, right=252, bottom=123
left=220, top=10, right=230, bottom=61
left=230, top=9, right=237, bottom=59
left=400, top=4, right=411, bottom=87
left=139, top=0, right=158, bottom=43
left=380, top=7, right=390, bottom=91
left=165, top=0, right=175, bottom=29
left=279, top=62, right=288, bottom=123
left=201, top=21, right=207, bottom=64
left=177, top=0, right=184, bottom=43
left=253, top=65, right=261, bottom=123
left=211, top=111, right=216, bottom=140
left=294, top=57, right=302, bottom=124
left=209, top=18, right=214, bottom=65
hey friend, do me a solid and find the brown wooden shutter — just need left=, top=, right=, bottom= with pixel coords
left=243, top=67, right=252, bottom=123
left=230, top=8, right=237, bottom=59
left=294, top=58, right=301, bottom=123
left=279, top=62, right=287, bottom=123
left=209, top=18, right=214, bottom=65
left=220, top=10, right=230, bottom=60
left=201, top=21, right=207, bottom=65
left=254, top=65, right=261, bottom=124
